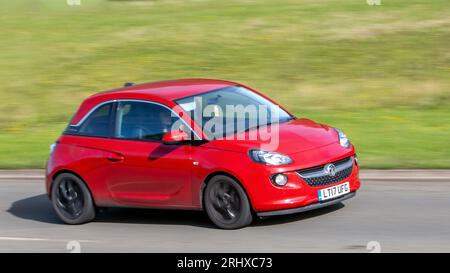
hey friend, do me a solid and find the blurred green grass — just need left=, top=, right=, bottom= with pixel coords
left=0, top=0, right=449, bottom=168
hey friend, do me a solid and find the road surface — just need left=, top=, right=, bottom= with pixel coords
left=1, top=170, right=449, bottom=252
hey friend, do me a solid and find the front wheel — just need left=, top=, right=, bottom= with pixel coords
left=204, top=175, right=253, bottom=229
left=51, top=173, right=96, bottom=224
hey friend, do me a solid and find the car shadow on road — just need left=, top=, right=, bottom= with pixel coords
left=252, top=203, right=346, bottom=227
left=7, top=194, right=62, bottom=225
left=94, top=207, right=214, bottom=228
left=7, top=194, right=214, bottom=228
left=8, top=194, right=345, bottom=229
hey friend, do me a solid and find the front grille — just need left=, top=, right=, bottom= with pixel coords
left=296, top=156, right=354, bottom=187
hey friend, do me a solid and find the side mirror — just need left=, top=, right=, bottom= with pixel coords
left=162, top=130, right=190, bottom=145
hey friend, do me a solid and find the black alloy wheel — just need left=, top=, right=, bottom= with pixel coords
left=204, top=175, right=253, bottom=229
left=51, top=173, right=95, bottom=224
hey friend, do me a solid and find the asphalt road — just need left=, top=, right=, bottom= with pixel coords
left=1, top=171, right=450, bottom=253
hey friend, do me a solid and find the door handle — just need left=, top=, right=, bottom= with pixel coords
left=107, top=153, right=124, bottom=162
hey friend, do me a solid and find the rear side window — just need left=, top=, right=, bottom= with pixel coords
left=65, top=103, right=114, bottom=138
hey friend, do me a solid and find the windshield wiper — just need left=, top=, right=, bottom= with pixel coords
left=242, top=122, right=272, bottom=133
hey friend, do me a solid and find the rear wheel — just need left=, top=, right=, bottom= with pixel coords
left=204, top=175, right=253, bottom=229
left=51, top=173, right=95, bottom=224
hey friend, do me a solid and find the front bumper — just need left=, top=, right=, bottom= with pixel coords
left=243, top=144, right=361, bottom=212
left=256, top=191, right=356, bottom=217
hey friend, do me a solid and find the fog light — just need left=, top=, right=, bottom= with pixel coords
left=271, top=174, right=288, bottom=186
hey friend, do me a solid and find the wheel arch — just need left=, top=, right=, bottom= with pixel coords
left=50, top=169, right=97, bottom=206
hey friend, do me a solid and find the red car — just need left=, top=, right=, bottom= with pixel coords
left=46, top=79, right=360, bottom=229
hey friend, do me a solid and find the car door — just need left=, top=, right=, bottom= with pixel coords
left=104, top=100, right=195, bottom=208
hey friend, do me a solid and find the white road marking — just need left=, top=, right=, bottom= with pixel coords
left=0, top=237, right=99, bottom=243
left=362, top=177, right=450, bottom=180
left=0, top=237, right=49, bottom=241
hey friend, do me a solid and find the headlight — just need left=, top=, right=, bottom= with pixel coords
left=334, top=128, right=351, bottom=148
left=249, top=149, right=292, bottom=165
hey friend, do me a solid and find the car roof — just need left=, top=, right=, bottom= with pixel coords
left=91, top=78, right=237, bottom=101
left=70, top=78, right=240, bottom=125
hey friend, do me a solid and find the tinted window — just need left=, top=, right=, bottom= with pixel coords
left=66, top=103, right=114, bottom=137
left=115, top=101, right=189, bottom=141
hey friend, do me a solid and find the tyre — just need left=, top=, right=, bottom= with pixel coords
left=51, top=173, right=96, bottom=224
left=204, top=175, right=253, bottom=229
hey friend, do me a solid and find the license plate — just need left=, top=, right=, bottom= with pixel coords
left=318, top=182, right=350, bottom=201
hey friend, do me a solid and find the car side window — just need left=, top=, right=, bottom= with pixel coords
left=66, top=103, right=114, bottom=137
left=115, top=101, right=189, bottom=142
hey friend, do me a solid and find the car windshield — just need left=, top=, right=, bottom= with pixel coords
left=175, top=86, right=294, bottom=140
